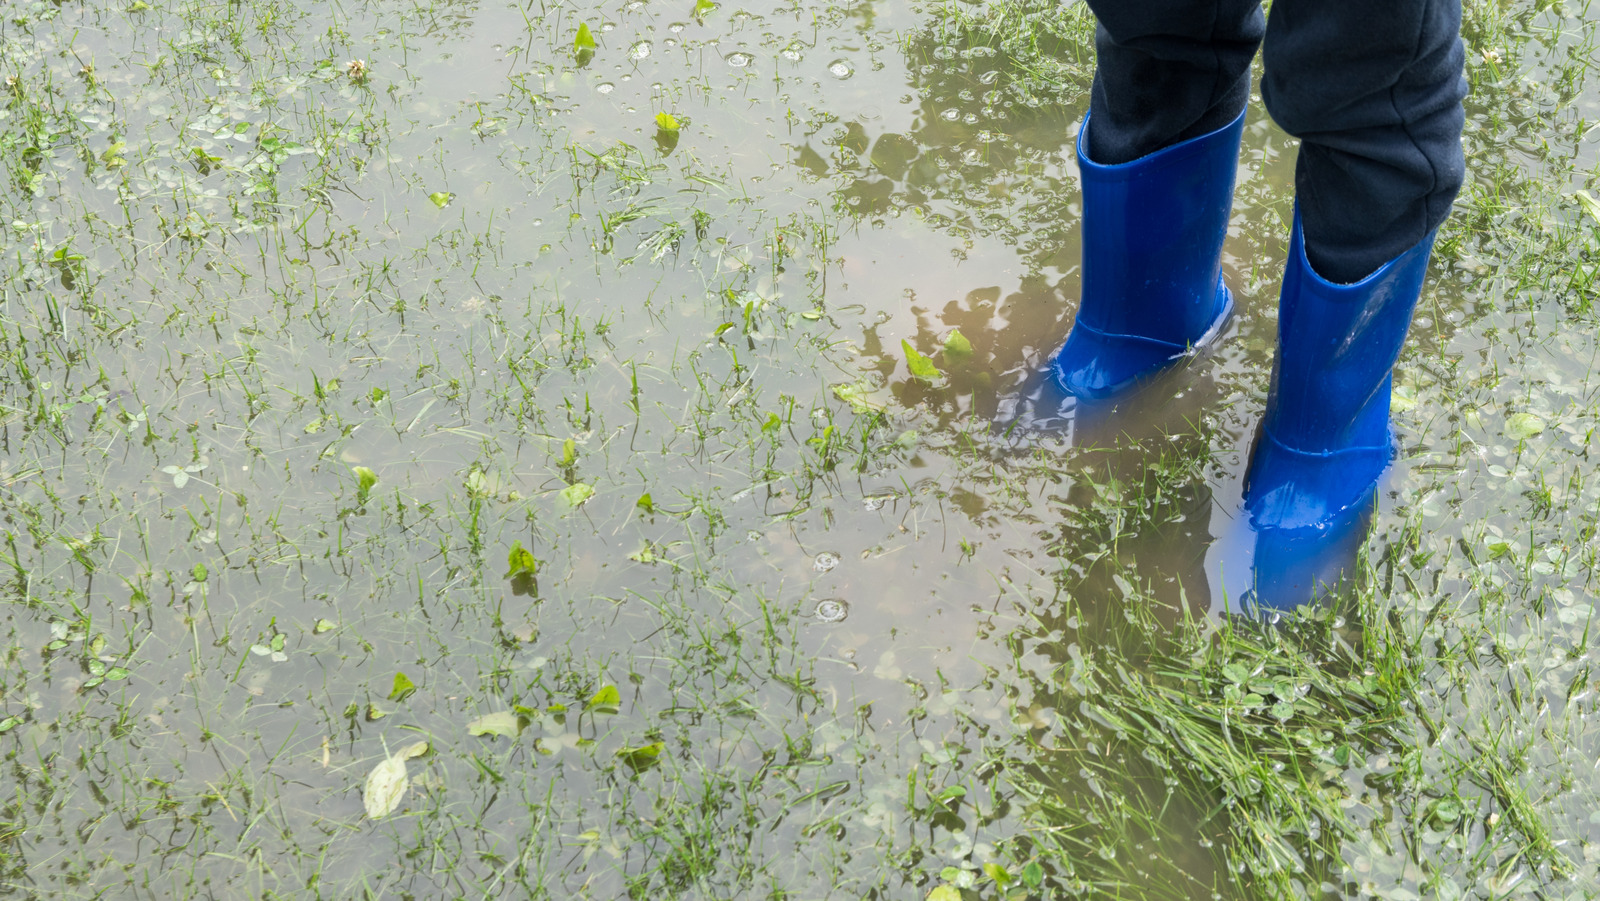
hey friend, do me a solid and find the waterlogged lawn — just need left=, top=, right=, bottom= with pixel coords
left=2, top=0, right=1600, bottom=898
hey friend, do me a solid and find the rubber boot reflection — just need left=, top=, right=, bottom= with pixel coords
left=1208, top=488, right=1373, bottom=617
left=995, top=353, right=1225, bottom=453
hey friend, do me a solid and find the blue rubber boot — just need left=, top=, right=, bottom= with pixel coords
left=1244, top=210, right=1436, bottom=534
left=1052, top=110, right=1244, bottom=399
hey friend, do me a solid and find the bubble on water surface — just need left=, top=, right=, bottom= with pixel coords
left=827, top=59, right=854, bottom=79
left=813, top=599, right=849, bottom=623
left=813, top=551, right=840, bottom=572
left=940, top=107, right=960, bottom=121
left=782, top=42, right=804, bottom=61
left=725, top=51, right=754, bottom=68
left=629, top=40, right=652, bottom=60
left=596, top=83, right=615, bottom=94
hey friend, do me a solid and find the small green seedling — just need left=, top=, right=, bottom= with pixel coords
left=389, top=672, right=417, bottom=702
left=574, top=22, right=596, bottom=64
left=505, top=541, right=537, bottom=579
left=353, top=466, right=378, bottom=504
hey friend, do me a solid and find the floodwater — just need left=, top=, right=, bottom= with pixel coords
left=1, top=0, right=1599, bottom=898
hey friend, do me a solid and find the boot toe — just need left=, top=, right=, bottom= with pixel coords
left=1052, top=287, right=1232, bottom=400
left=1051, top=323, right=1186, bottom=399
left=1244, top=432, right=1392, bottom=531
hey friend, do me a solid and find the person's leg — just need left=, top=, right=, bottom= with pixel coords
left=1053, top=0, right=1264, bottom=399
left=1085, top=0, right=1264, bottom=164
left=1244, top=0, right=1466, bottom=535
left=1262, top=0, right=1466, bottom=283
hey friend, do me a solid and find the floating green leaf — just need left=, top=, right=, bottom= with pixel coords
left=467, top=711, right=523, bottom=739
left=693, top=0, right=717, bottom=19
left=560, top=438, right=577, bottom=466
left=616, top=741, right=665, bottom=772
left=574, top=22, right=597, bottom=52
left=943, top=328, right=973, bottom=360
left=926, top=886, right=961, bottom=901
left=364, top=751, right=409, bottom=818
left=389, top=672, right=417, bottom=702
left=314, top=618, right=336, bottom=634
left=655, top=112, right=681, bottom=133
left=428, top=191, right=452, bottom=208
left=1390, top=384, right=1416, bottom=412
left=0, top=716, right=22, bottom=734
left=636, top=492, right=654, bottom=513
left=191, top=563, right=208, bottom=582
left=561, top=482, right=595, bottom=507
left=586, top=684, right=621, bottom=714
left=1505, top=412, right=1545, bottom=440
left=1020, top=861, right=1044, bottom=888
left=902, top=339, right=943, bottom=382
left=832, top=381, right=884, bottom=414
left=505, top=540, right=538, bottom=579
left=983, top=862, right=1011, bottom=887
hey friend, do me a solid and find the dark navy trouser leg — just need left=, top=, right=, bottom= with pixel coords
left=1082, top=0, right=1264, bottom=166
left=1083, top=0, right=1467, bottom=283
left=1262, top=0, right=1466, bottom=282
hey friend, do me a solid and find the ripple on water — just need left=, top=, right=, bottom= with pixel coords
left=827, top=59, right=854, bottom=79
left=725, top=51, right=754, bottom=68
left=813, top=551, right=840, bottom=572
left=629, top=40, right=652, bottom=60
left=813, top=599, right=849, bottom=623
